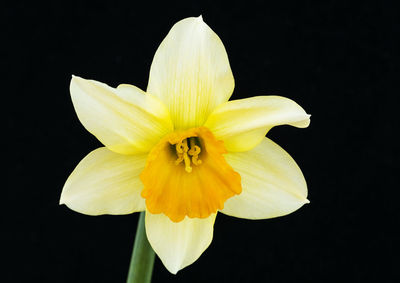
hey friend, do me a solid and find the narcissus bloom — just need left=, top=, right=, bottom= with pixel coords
left=60, top=16, right=310, bottom=274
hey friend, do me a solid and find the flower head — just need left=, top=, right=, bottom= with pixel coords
left=60, top=16, right=310, bottom=274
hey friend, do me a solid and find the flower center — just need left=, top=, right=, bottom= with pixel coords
left=140, top=127, right=242, bottom=222
left=174, top=137, right=202, bottom=173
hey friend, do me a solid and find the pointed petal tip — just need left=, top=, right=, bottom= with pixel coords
left=161, top=253, right=191, bottom=274
left=168, top=266, right=179, bottom=275
left=305, top=199, right=310, bottom=204
left=198, top=15, right=203, bottom=21
left=59, top=192, right=67, bottom=205
left=306, top=115, right=311, bottom=125
left=70, top=75, right=83, bottom=85
left=71, top=74, right=81, bottom=81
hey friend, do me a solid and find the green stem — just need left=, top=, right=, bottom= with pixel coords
left=126, top=211, right=155, bottom=283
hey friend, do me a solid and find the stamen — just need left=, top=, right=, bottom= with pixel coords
left=192, top=154, right=202, bottom=165
left=174, top=141, right=184, bottom=164
left=176, top=142, right=183, bottom=154
left=174, top=154, right=184, bottom=165
left=188, top=138, right=202, bottom=166
left=174, top=137, right=202, bottom=172
left=189, top=138, right=196, bottom=151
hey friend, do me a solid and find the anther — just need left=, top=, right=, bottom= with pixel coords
left=189, top=138, right=196, bottom=151
left=176, top=142, right=183, bottom=154
left=192, top=154, right=202, bottom=165
left=188, top=138, right=202, bottom=166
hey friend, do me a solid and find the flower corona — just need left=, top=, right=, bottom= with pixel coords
left=140, top=127, right=242, bottom=222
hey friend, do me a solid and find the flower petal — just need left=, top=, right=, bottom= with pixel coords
left=221, top=138, right=308, bottom=219
left=147, top=16, right=234, bottom=129
left=205, top=96, right=310, bottom=152
left=145, top=211, right=216, bottom=274
left=60, top=147, right=147, bottom=215
left=70, top=76, right=173, bottom=154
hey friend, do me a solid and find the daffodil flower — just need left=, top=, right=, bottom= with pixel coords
left=60, top=16, right=310, bottom=274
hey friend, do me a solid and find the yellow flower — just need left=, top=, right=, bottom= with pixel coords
left=60, top=16, right=310, bottom=274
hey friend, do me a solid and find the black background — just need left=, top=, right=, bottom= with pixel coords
left=6, top=1, right=397, bottom=282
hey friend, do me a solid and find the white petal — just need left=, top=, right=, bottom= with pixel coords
left=60, top=147, right=147, bottom=215
left=70, top=76, right=173, bottom=154
left=147, top=16, right=234, bottom=129
left=145, top=211, right=216, bottom=274
left=221, top=138, right=308, bottom=219
left=205, top=96, right=310, bottom=152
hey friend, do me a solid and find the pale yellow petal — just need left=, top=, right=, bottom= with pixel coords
left=147, top=16, right=234, bottom=129
left=221, top=138, right=308, bottom=219
left=70, top=76, right=173, bottom=154
left=205, top=96, right=310, bottom=152
left=145, top=211, right=216, bottom=274
left=60, top=147, right=147, bottom=215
